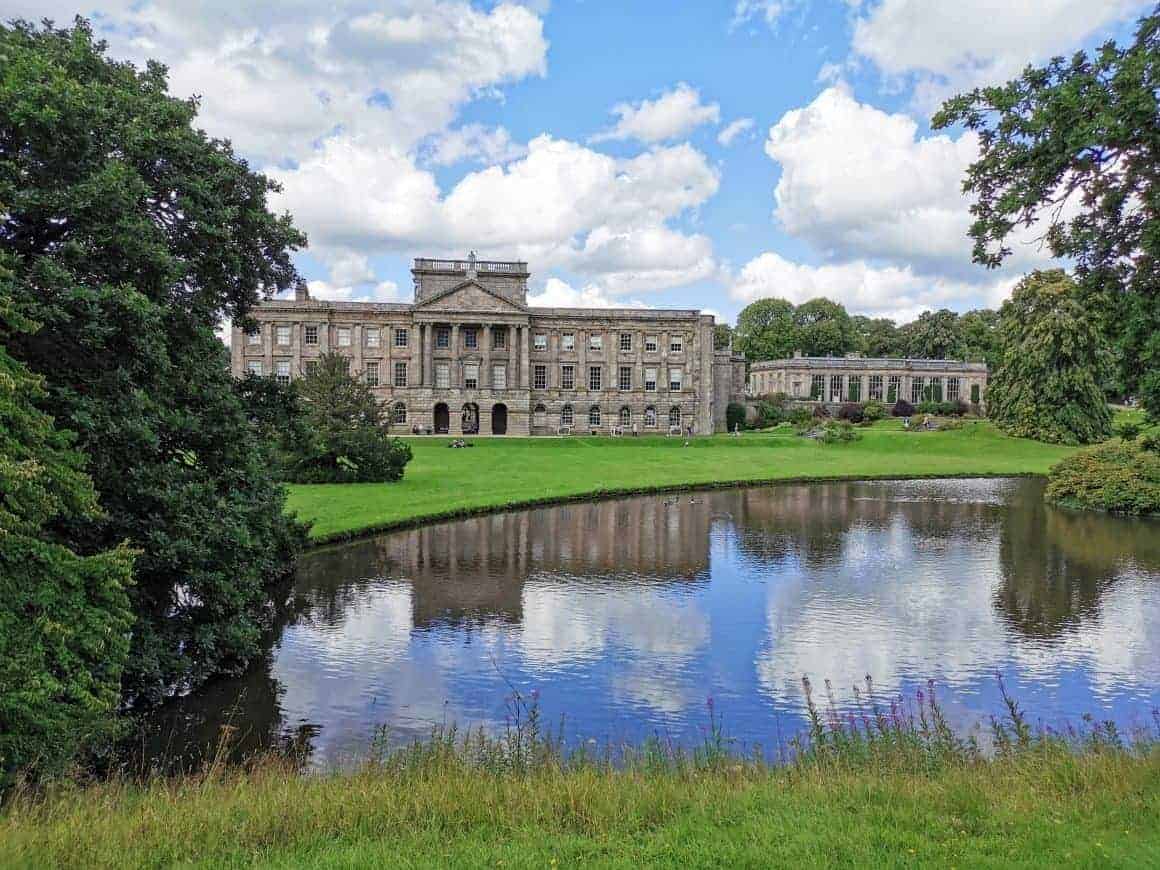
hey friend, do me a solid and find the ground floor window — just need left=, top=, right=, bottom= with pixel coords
left=619, top=406, right=631, bottom=427
left=829, top=375, right=843, bottom=403
left=669, top=406, right=681, bottom=429
left=946, top=377, right=960, bottom=401
left=910, top=377, right=924, bottom=404
left=589, top=405, right=601, bottom=427
left=971, top=383, right=981, bottom=403
left=847, top=377, right=861, bottom=402
left=561, top=405, right=574, bottom=427
left=533, top=403, right=547, bottom=427
left=887, top=375, right=901, bottom=403
left=869, top=375, right=883, bottom=400
left=645, top=406, right=657, bottom=427
left=392, top=403, right=406, bottom=425
left=811, top=374, right=825, bottom=400
left=792, top=379, right=802, bottom=397
left=929, top=377, right=943, bottom=402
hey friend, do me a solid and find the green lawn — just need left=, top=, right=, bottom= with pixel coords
left=4, top=750, right=1157, bottom=868
left=287, top=421, right=1077, bottom=542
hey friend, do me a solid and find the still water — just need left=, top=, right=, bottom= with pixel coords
left=147, top=478, right=1160, bottom=767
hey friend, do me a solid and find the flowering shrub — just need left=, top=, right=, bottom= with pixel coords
left=837, top=402, right=865, bottom=424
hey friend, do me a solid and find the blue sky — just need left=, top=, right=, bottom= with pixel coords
left=8, top=0, right=1151, bottom=323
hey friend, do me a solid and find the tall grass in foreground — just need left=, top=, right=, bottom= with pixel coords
left=3, top=677, right=1158, bottom=868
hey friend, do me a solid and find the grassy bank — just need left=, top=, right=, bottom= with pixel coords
left=286, top=421, right=1076, bottom=542
left=4, top=742, right=1157, bottom=867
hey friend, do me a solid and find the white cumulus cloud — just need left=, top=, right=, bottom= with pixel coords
left=717, top=117, right=755, bottom=147
left=591, top=83, right=720, bottom=144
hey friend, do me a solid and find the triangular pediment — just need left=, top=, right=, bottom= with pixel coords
left=417, top=279, right=527, bottom=313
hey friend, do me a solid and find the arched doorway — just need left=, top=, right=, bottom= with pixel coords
left=433, top=402, right=449, bottom=434
left=491, top=403, right=508, bottom=435
left=461, top=402, right=479, bottom=435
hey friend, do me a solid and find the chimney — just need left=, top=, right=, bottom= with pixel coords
left=294, top=280, right=310, bottom=301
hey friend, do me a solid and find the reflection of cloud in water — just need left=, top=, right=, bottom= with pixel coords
left=520, top=577, right=710, bottom=712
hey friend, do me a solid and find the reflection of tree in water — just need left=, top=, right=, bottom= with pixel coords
left=994, top=480, right=1159, bottom=641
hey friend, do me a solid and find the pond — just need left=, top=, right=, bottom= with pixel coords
left=145, top=478, right=1160, bottom=769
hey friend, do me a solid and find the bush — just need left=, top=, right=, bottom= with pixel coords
left=1117, top=420, right=1142, bottom=441
left=291, top=428, right=413, bottom=483
left=1045, top=441, right=1160, bottom=515
left=753, top=399, right=784, bottom=428
left=949, top=399, right=970, bottom=417
left=862, top=399, right=886, bottom=422
left=1140, top=430, right=1160, bottom=453
left=726, top=402, right=747, bottom=432
left=892, top=398, right=916, bottom=417
left=917, top=400, right=941, bottom=415
left=819, top=419, right=861, bottom=444
left=788, top=407, right=813, bottom=427
left=812, top=403, right=831, bottom=419
left=837, top=402, right=865, bottom=424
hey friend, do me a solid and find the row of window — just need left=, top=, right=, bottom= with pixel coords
left=247, top=359, right=408, bottom=388
left=532, top=332, right=683, bottom=354
left=548, top=404, right=683, bottom=430
left=802, top=374, right=968, bottom=403
left=532, top=364, right=683, bottom=391
left=249, top=324, right=413, bottom=349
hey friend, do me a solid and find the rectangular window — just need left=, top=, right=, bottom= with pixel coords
left=669, top=367, right=683, bottom=392
left=887, top=376, right=901, bottom=403
left=275, top=360, right=290, bottom=385
left=436, top=327, right=450, bottom=349
left=357, top=327, right=375, bottom=348
left=246, top=327, right=261, bottom=346
left=276, top=325, right=291, bottom=346
left=644, top=368, right=657, bottom=392
left=619, top=333, right=632, bottom=352
left=946, top=377, right=960, bottom=401
left=911, top=377, right=924, bottom=404
left=561, top=365, right=575, bottom=390
left=971, top=383, right=981, bottom=403
left=464, top=327, right=477, bottom=349
left=670, top=335, right=683, bottom=353
left=619, top=366, right=632, bottom=391
left=493, top=328, right=506, bottom=350
left=561, top=333, right=575, bottom=351
left=848, top=377, right=861, bottom=402
left=534, top=333, right=548, bottom=351
left=365, top=361, right=379, bottom=387
left=645, top=335, right=658, bottom=352
left=246, top=360, right=263, bottom=376
left=930, top=377, right=943, bottom=402
left=792, top=379, right=802, bottom=397
left=589, top=366, right=602, bottom=391
left=464, top=363, right=478, bottom=390
left=492, top=364, right=506, bottom=389
left=305, top=360, right=318, bottom=376
left=394, top=361, right=408, bottom=388
left=811, top=374, right=825, bottom=400
left=336, top=326, right=351, bottom=347
left=304, top=325, right=318, bottom=346
left=533, top=364, right=547, bottom=390
left=435, top=362, right=450, bottom=389
left=393, top=328, right=407, bottom=348
left=869, top=375, right=883, bottom=400
left=589, top=333, right=603, bottom=351
left=829, top=375, right=843, bottom=402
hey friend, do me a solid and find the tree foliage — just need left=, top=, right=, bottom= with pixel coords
left=852, top=315, right=905, bottom=357
left=733, top=298, right=797, bottom=361
left=0, top=19, right=308, bottom=705
left=902, top=309, right=964, bottom=360
left=793, top=298, right=858, bottom=357
left=0, top=287, right=134, bottom=785
left=933, top=9, right=1160, bottom=418
left=986, top=271, right=1113, bottom=444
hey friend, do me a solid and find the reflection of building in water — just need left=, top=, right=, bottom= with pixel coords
left=297, top=495, right=713, bottom=630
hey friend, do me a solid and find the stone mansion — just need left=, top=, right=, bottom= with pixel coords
left=231, top=255, right=746, bottom=436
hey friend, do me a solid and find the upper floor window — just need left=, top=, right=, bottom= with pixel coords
left=619, top=333, right=632, bottom=352
left=394, top=361, right=408, bottom=387
left=533, top=365, right=547, bottom=390
left=276, top=325, right=291, bottom=346
left=670, top=335, right=683, bottom=353
left=669, top=368, right=683, bottom=391
left=365, top=361, right=379, bottom=387
left=561, top=365, right=575, bottom=390
left=395, top=328, right=409, bottom=348
left=464, top=363, right=479, bottom=389
left=362, top=327, right=378, bottom=348
left=561, top=333, right=575, bottom=351
left=435, top=362, right=450, bottom=389
left=589, top=334, right=603, bottom=351
left=304, top=325, right=318, bottom=346
left=336, top=326, right=351, bottom=347
left=645, top=335, right=658, bottom=352
left=275, top=360, right=291, bottom=385
left=492, top=364, right=507, bottom=389
left=246, top=327, right=261, bottom=346
left=588, top=366, right=602, bottom=391
left=435, top=327, right=450, bottom=349
left=644, top=368, right=657, bottom=392
left=493, top=328, right=506, bottom=349
left=534, top=333, right=548, bottom=351
left=618, top=366, right=632, bottom=391
left=246, top=360, right=263, bottom=376
left=463, top=327, right=477, bottom=349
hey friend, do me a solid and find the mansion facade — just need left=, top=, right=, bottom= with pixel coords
left=231, top=256, right=746, bottom=436
left=748, top=353, right=989, bottom=407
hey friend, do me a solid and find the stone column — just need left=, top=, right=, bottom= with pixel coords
left=481, top=322, right=492, bottom=390
left=508, top=324, right=517, bottom=389
left=353, top=324, right=364, bottom=376
left=521, top=325, right=531, bottom=391
left=450, top=323, right=460, bottom=387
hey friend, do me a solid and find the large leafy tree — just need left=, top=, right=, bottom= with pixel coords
left=734, top=297, right=796, bottom=361
left=987, top=270, right=1112, bottom=444
left=852, top=315, right=905, bottom=357
left=793, top=297, right=858, bottom=357
left=0, top=285, right=134, bottom=784
left=959, top=308, right=1001, bottom=366
left=901, top=309, right=964, bottom=360
left=933, top=9, right=1160, bottom=418
left=1, top=19, right=307, bottom=704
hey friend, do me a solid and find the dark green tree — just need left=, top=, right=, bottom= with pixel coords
left=987, top=270, right=1113, bottom=444
left=1, top=19, right=307, bottom=704
left=712, top=322, right=733, bottom=351
left=901, top=309, right=963, bottom=359
left=793, top=298, right=857, bottom=357
left=0, top=285, right=135, bottom=784
left=852, top=315, right=905, bottom=357
left=933, top=8, right=1160, bottom=418
left=959, top=308, right=1001, bottom=366
left=733, top=298, right=796, bottom=361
